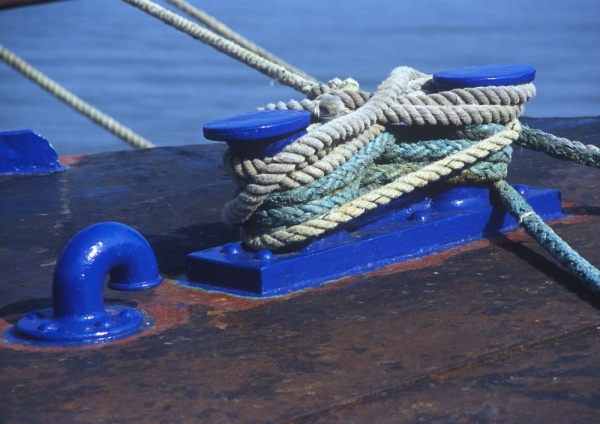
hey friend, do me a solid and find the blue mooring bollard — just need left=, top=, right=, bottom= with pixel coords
left=186, top=64, right=558, bottom=298
left=12, top=222, right=162, bottom=346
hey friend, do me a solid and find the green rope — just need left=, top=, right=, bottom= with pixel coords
left=247, top=130, right=512, bottom=232
left=493, top=180, right=600, bottom=293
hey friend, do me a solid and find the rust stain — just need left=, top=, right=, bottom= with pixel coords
left=59, top=153, right=94, bottom=166
left=1, top=212, right=591, bottom=352
left=371, top=214, right=589, bottom=278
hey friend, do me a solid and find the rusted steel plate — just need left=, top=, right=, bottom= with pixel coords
left=1, top=118, right=599, bottom=422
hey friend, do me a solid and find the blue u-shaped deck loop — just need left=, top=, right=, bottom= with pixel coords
left=188, top=64, right=551, bottom=297
left=0, top=130, right=65, bottom=175
left=11, top=222, right=162, bottom=346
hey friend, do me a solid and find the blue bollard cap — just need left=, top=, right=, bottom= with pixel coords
left=432, top=63, right=536, bottom=91
left=203, top=110, right=311, bottom=158
left=203, top=110, right=311, bottom=142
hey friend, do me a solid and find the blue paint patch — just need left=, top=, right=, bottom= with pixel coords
left=0, top=130, right=65, bottom=175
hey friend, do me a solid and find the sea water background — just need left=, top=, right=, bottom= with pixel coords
left=0, top=0, right=599, bottom=155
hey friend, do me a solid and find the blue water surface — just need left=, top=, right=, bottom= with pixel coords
left=0, top=0, right=598, bottom=155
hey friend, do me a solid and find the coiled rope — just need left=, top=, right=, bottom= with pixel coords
left=0, top=43, right=154, bottom=149
left=218, top=65, right=600, bottom=293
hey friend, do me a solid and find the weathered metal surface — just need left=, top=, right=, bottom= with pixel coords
left=1, top=117, right=599, bottom=422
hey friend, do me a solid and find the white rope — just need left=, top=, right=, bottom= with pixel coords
left=0, top=43, right=155, bottom=149
left=164, top=0, right=317, bottom=83
left=123, top=0, right=317, bottom=94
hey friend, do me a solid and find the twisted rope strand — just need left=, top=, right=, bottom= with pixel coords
left=516, top=126, right=600, bottom=168
left=0, top=43, right=154, bottom=149
left=493, top=180, right=600, bottom=293
left=123, top=0, right=317, bottom=94
left=164, top=0, right=317, bottom=83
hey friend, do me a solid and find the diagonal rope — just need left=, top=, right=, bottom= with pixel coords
left=0, top=42, right=155, bottom=149
left=493, top=180, right=600, bottom=293
left=164, top=0, right=317, bottom=83
left=123, top=0, right=318, bottom=94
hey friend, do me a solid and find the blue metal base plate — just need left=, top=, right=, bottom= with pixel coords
left=6, top=306, right=154, bottom=347
left=185, top=185, right=563, bottom=298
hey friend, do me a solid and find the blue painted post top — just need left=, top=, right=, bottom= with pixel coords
left=203, top=109, right=311, bottom=158
left=432, top=63, right=536, bottom=91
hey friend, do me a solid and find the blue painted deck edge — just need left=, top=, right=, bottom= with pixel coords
left=0, top=130, right=65, bottom=175
left=185, top=186, right=563, bottom=298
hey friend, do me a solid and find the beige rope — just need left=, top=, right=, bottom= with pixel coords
left=164, top=0, right=317, bottom=83
left=242, top=120, right=521, bottom=250
left=123, top=0, right=317, bottom=94
left=221, top=67, right=535, bottom=228
left=0, top=43, right=155, bottom=149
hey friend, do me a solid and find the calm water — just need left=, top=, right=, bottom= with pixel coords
left=0, top=0, right=599, bottom=155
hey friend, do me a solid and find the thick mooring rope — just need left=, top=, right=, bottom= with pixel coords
left=241, top=122, right=520, bottom=250
left=0, top=43, right=155, bottom=149
left=493, top=180, right=600, bottom=292
left=222, top=67, right=533, bottom=226
left=220, top=65, right=600, bottom=293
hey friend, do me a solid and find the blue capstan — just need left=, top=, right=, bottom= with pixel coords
left=8, top=222, right=162, bottom=346
left=0, top=130, right=65, bottom=175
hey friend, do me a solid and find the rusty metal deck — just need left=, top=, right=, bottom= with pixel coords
left=1, top=117, right=599, bottom=423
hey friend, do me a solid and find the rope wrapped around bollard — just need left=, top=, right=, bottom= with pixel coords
left=218, top=65, right=600, bottom=294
